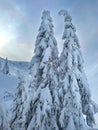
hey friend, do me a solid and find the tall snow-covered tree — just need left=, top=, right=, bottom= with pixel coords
left=0, top=102, right=10, bottom=130
left=58, top=10, right=98, bottom=130
left=2, top=58, right=9, bottom=74
left=11, top=76, right=27, bottom=130
left=23, top=10, right=59, bottom=130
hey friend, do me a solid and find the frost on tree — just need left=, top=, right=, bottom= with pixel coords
left=11, top=76, right=27, bottom=130
left=0, top=103, right=10, bottom=130
left=2, top=58, right=9, bottom=74
left=58, top=10, right=98, bottom=130
left=15, top=10, right=59, bottom=130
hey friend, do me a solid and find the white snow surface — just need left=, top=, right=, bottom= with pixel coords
left=0, top=57, right=29, bottom=77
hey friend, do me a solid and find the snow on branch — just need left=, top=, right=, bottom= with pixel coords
left=59, top=9, right=72, bottom=21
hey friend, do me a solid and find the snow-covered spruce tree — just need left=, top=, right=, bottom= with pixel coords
left=58, top=10, right=98, bottom=130
left=0, top=102, right=10, bottom=130
left=2, top=57, right=9, bottom=74
left=22, top=10, right=59, bottom=130
left=11, top=76, right=27, bottom=130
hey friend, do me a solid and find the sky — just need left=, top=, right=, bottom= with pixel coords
left=0, top=0, right=98, bottom=127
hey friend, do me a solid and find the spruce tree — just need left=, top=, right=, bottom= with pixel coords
left=11, top=76, right=27, bottom=130
left=58, top=10, right=98, bottom=130
left=2, top=57, right=9, bottom=74
left=17, top=10, right=59, bottom=130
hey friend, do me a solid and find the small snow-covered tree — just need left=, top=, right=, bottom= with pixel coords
left=58, top=10, right=98, bottom=130
left=22, top=10, right=59, bottom=130
left=0, top=102, right=10, bottom=130
left=11, top=76, right=27, bottom=130
left=2, top=58, right=9, bottom=74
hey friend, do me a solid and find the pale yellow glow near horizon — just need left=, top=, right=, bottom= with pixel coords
left=0, top=27, right=33, bottom=61
left=0, top=28, right=15, bottom=52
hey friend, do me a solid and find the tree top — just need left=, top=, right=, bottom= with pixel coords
left=59, top=9, right=72, bottom=21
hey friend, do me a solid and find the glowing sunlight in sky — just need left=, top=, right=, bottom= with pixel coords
left=0, top=27, right=15, bottom=51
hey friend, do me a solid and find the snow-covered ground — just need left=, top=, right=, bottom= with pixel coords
left=0, top=72, right=18, bottom=116
left=0, top=57, right=29, bottom=76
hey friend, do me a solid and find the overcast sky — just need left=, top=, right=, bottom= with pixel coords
left=0, top=0, right=98, bottom=127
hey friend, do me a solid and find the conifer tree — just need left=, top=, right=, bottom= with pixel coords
left=11, top=76, right=27, bottom=130
left=27, top=10, right=59, bottom=130
left=12, top=10, right=59, bottom=130
left=58, top=10, right=98, bottom=130
left=2, top=58, right=9, bottom=74
left=28, top=10, right=59, bottom=130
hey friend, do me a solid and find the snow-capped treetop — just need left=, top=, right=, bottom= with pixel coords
left=35, top=10, right=56, bottom=52
left=59, top=9, right=83, bottom=76
left=39, top=10, right=53, bottom=35
left=59, top=9, right=72, bottom=21
left=30, top=10, right=58, bottom=64
left=59, top=9, right=80, bottom=48
left=29, top=10, right=58, bottom=76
